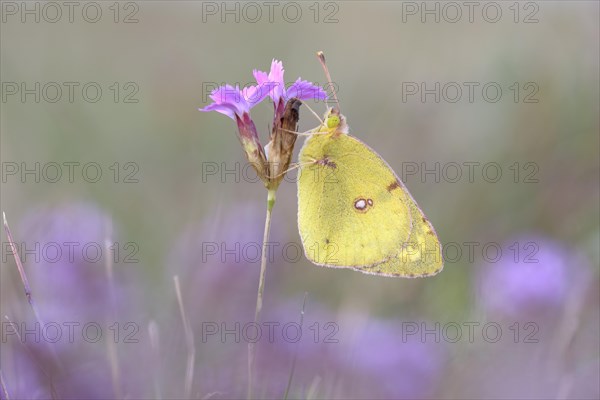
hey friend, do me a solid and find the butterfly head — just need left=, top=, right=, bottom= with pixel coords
left=321, top=107, right=348, bottom=136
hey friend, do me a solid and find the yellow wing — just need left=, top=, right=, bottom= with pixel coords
left=356, top=194, right=444, bottom=277
left=297, top=132, right=413, bottom=268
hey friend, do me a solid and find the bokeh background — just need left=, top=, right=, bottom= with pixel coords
left=1, top=1, right=598, bottom=399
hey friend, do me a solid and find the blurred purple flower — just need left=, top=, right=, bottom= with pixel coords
left=1, top=349, right=46, bottom=400
left=5, top=202, right=144, bottom=399
left=253, top=299, right=343, bottom=397
left=164, top=202, right=284, bottom=397
left=171, top=202, right=275, bottom=319
left=476, top=235, right=589, bottom=317
left=342, top=320, right=446, bottom=399
left=17, top=202, right=116, bottom=323
left=170, top=204, right=343, bottom=397
left=190, top=297, right=344, bottom=399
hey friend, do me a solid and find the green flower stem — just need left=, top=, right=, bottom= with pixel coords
left=248, top=188, right=276, bottom=399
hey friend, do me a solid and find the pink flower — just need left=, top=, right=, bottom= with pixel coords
left=198, top=58, right=328, bottom=190
left=253, top=59, right=328, bottom=105
left=199, top=59, right=327, bottom=119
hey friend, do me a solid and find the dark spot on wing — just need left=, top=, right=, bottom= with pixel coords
left=427, top=230, right=434, bottom=236
left=325, top=238, right=330, bottom=244
left=387, top=180, right=400, bottom=192
left=316, top=157, right=337, bottom=169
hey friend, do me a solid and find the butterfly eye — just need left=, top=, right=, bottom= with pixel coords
left=326, top=114, right=340, bottom=129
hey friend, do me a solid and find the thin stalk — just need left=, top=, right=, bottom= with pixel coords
left=283, top=292, right=308, bottom=400
left=0, top=370, right=10, bottom=400
left=2, top=212, right=43, bottom=326
left=103, top=219, right=122, bottom=399
left=247, top=189, right=276, bottom=400
left=3, top=316, right=58, bottom=399
left=148, top=320, right=162, bottom=400
left=554, top=277, right=589, bottom=400
left=174, top=276, right=195, bottom=399
left=2, top=212, right=61, bottom=370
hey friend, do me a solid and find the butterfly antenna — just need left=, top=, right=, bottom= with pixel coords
left=280, top=128, right=329, bottom=136
left=275, top=160, right=317, bottom=179
left=302, top=101, right=325, bottom=128
left=274, top=163, right=301, bottom=179
left=317, top=51, right=341, bottom=113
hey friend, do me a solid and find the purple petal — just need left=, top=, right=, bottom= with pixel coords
left=253, top=69, right=269, bottom=86
left=252, top=60, right=285, bottom=104
left=286, top=78, right=328, bottom=102
left=268, top=59, right=285, bottom=103
left=268, top=59, right=285, bottom=85
left=242, top=84, right=270, bottom=108
left=199, top=85, right=250, bottom=120
left=199, top=102, right=238, bottom=119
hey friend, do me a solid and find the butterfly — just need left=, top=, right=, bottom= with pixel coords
left=296, top=58, right=443, bottom=277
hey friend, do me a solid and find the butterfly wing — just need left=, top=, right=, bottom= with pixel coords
left=297, top=133, right=413, bottom=268
left=356, top=193, right=444, bottom=277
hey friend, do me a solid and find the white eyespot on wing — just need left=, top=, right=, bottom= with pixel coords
left=354, top=198, right=367, bottom=211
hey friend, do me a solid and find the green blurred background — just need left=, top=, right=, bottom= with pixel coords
left=1, top=1, right=599, bottom=399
